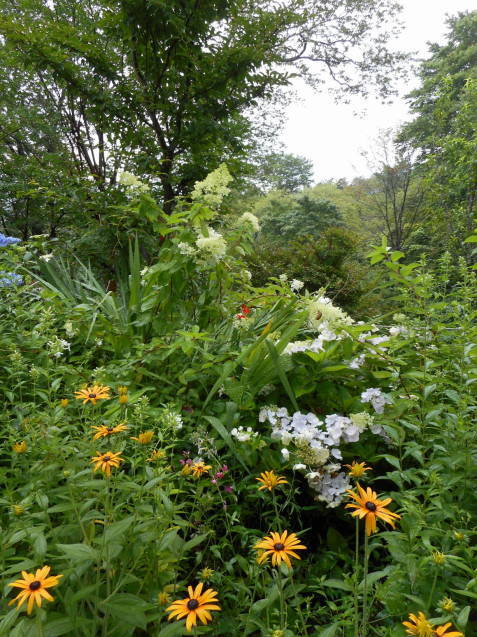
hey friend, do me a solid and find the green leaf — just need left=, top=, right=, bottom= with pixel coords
left=316, top=623, right=340, bottom=636
left=322, top=579, right=353, bottom=592
left=100, top=593, right=152, bottom=629
left=103, top=516, right=134, bottom=543
left=44, top=617, right=76, bottom=636
left=456, top=605, right=471, bottom=629
left=56, top=543, right=98, bottom=562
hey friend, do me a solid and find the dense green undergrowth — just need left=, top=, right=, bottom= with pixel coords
left=0, top=177, right=476, bottom=637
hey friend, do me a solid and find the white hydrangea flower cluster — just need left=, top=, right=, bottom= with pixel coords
left=306, top=470, right=351, bottom=508
left=348, top=353, right=366, bottom=369
left=237, top=212, right=260, bottom=232
left=361, top=388, right=392, bottom=414
left=47, top=337, right=71, bottom=358
left=283, top=328, right=340, bottom=355
left=190, top=163, right=233, bottom=208
left=119, top=171, right=149, bottom=193
left=231, top=426, right=257, bottom=442
left=64, top=321, right=76, bottom=337
left=307, top=295, right=354, bottom=333
left=195, top=227, right=227, bottom=260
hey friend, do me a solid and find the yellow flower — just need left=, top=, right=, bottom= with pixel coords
left=8, top=566, right=62, bottom=615
left=118, top=386, right=128, bottom=395
left=158, top=591, right=171, bottom=605
left=453, top=531, right=465, bottom=541
left=254, top=531, right=307, bottom=568
left=403, top=612, right=435, bottom=636
left=438, top=597, right=455, bottom=613
left=92, top=423, right=129, bottom=440
left=432, top=551, right=446, bottom=565
left=91, top=451, right=124, bottom=477
left=60, top=399, right=69, bottom=408
left=256, top=470, right=288, bottom=491
left=75, top=384, right=110, bottom=405
left=199, top=567, right=214, bottom=580
left=190, top=461, right=212, bottom=478
left=402, top=613, right=463, bottom=637
left=148, top=449, right=167, bottom=462
left=181, top=464, right=192, bottom=476
left=13, top=441, right=27, bottom=453
left=344, top=461, right=372, bottom=479
left=119, top=394, right=129, bottom=405
left=345, top=483, right=400, bottom=536
left=434, top=623, right=464, bottom=636
left=166, top=582, right=220, bottom=632
left=12, top=505, right=25, bottom=516
left=131, top=430, right=154, bottom=444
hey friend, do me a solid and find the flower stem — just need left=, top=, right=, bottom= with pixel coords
left=361, top=532, right=370, bottom=637
left=354, top=517, right=360, bottom=637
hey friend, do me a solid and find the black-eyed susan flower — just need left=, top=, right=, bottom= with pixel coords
left=344, top=460, right=372, bottom=479
left=256, top=470, right=288, bottom=491
left=166, top=582, right=220, bottom=632
left=432, top=551, right=446, bottom=565
left=92, top=423, right=129, bottom=440
left=199, top=567, right=214, bottom=580
left=60, top=399, right=69, bottom=408
left=12, top=441, right=27, bottom=453
left=190, top=461, right=212, bottom=478
left=345, top=483, right=400, bottom=536
left=12, top=505, right=25, bottom=516
left=8, top=566, right=62, bottom=615
left=91, top=451, right=124, bottom=477
left=118, top=386, right=128, bottom=395
left=254, top=530, right=307, bottom=568
left=75, top=384, right=110, bottom=405
left=131, top=431, right=154, bottom=444
left=158, top=590, right=171, bottom=605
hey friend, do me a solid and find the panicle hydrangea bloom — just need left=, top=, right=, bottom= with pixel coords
left=0, top=233, right=21, bottom=247
left=195, top=227, right=227, bottom=260
left=190, top=163, right=232, bottom=209
left=361, top=388, right=392, bottom=414
left=307, top=295, right=354, bottom=332
left=237, top=212, right=260, bottom=232
left=389, top=325, right=409, bottom=337
left=118, top=171, right=149, bottom=193
left=177, top=242, right=197, bottom=257
left=0, top=272, right=24, bottom=288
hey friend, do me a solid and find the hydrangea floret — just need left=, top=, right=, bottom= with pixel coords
left=195, top=226, right=227, bottom=260
left=237, top=212, right=260, bottom=232
left=190, top=163, right=232, bottom=209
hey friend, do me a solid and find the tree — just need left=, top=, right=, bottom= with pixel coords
left=257, top=190, right=343, bottom=240
left=399, top=10, right=477, bottom=155
left=359, top=130, right=427, bottom=251
left=0, top=0, right=406, bottom=213
left=250, top=152, right=314, bottom=193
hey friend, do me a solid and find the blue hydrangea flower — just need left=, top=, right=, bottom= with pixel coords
left=0, top=272, right=24, bottom=287
left=0, top=233, right=21, bottom=247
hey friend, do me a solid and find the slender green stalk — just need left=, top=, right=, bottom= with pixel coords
left=427, top=571, right=438, bottom=609
left=361, top=532, right=370, bottom=637
left=36, top=611, right=44, bottom=637
left=354, top=517, right=360, bottom=637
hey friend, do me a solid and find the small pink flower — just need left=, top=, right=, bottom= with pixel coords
left=215, top=471, right=224, bottom=479
left=224, top=485, right=234, bottom=493
left=222, top=465, right=228, bottom=472
left=211, top=479, right=217, bottom=484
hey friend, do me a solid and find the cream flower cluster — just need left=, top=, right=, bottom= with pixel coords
left=119, top=171, right=149, bottom=193
left=190, top=164, right=232, bottom=208
left=307, top=295, right=353, bottom=332
left=237, top=212, right=260, bottom=232
left=195, top=227, right=227, bottom=260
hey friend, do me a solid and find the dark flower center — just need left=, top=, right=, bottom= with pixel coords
left=29, top=581, right=42, bottom=591
left=187, top=599, right=199, bottom=610
left=103, top=456, right=111, bottom=462
left=89, top=393, right=97, bottom=399
left=365, top=501, right=377, bottom=511
left=274, top=543, right=285, bottom=551
left=107, top=427, right=114, bottom=432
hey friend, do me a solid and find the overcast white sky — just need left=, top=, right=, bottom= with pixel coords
left=281, top=0, right=476, bottom=183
